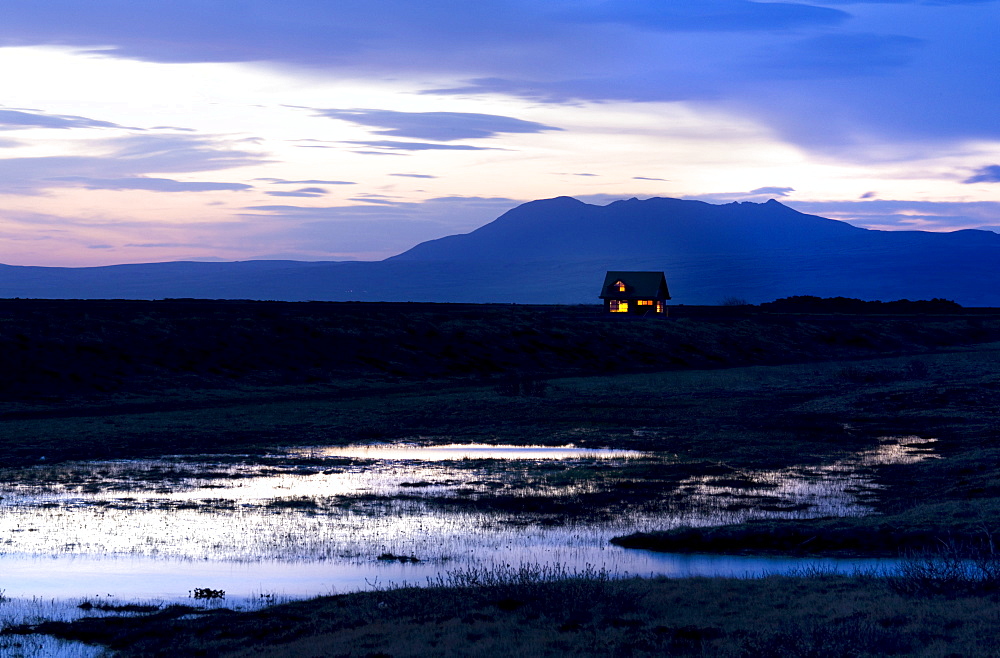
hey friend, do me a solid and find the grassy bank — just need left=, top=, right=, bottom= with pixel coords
left=610, top=504, right=1000, bottom=556
left=13, top=567, right=1000, bottom=657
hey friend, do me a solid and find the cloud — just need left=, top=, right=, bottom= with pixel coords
left=244, top=195, right=518, bottom=226
left=257, top=178, right=355, bottom=185
left=51, top=176, right=252, bottom=192
left=102, top=134, right=269, bottom=172
left=239, top=195, right=522, bottom=258
left=0, top=0, right=847, bottom=71
left=346, top=197, right=402, bottom=205
left=757, top=33, right=923, bottom=79
left=964, top=165, right=1000, bottom=184
left=749, top=186, right=794, bottom=197
left=566, top=0, right=848, bottom=32
left=0, top=133, right=268, bottom=194
left=347, top=150, right=408, bottom=157
left=634, top=176, right=668, bottom=181
left=2, top=1, right=999, bottom=164
left=390, top=173, right=438, bottom=179
left=124, top=241, right=220, bottom=249
left=265, top=187, right=329, bottom=197
left=820, top=0, right=989, bottom=5
left=313, top=108, right=561, bottom=141
left=785, top=199, right=1000, bottom=233
left=0, top=108, right=124, bottom=130
left=345, top=140, right=498, bottom=152
left=688, top=187, right=794, bottom=203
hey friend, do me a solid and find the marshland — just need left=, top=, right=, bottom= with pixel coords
left=3, top=298, right=1000, bottom=656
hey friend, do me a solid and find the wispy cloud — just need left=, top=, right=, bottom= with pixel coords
left=689, top=187, right=794, bottom=203
left=787, top=199, right=1000, bottom=233
left=0, top=108, right=124, bottom=130
left=750, top=186, right=794, bottom=197
left=0, top=134, right=268, bottom=194
left=238, top=195, right=522, bottom=258
left=964, top=165, right=1000, bottom=184
left=566, top=0, right=848, bottom=32
left=313, top=108, right=561, bottom=141
left=345, top=140, right=498, bottom=152
left=52, top=176, right=252, bottom=192
left=265, top=187, right=329, bottom=198
left=256, top=178, right=355, bottom=185
left=757, top=33, right=923, bottom=79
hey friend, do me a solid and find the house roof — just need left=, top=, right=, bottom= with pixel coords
left=599, top=271, right=670, bottom=300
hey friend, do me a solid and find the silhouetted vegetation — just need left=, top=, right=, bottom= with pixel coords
left=761, top=295, right=964, bottom=314
left=0, top=299, right=997, bottom=404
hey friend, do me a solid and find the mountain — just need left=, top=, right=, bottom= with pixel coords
left=2, top=196, right=999, bottom=305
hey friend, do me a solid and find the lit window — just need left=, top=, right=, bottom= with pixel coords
left=614, top=281, right=626, bottom=292
left=656, top=301, right=664, bottom=313
left=610, top=300, right=629, bottom=313
left=637, top=300, right=653, bottom=306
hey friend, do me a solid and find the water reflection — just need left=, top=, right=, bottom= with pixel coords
left=296, top=443, right=648, bottom=461
left=679, top=437, right=939, bottom=518
left=0, top=438, right=936, bottom=615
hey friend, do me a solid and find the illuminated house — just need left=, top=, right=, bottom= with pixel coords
left=599, top=271, right=670, bottom=315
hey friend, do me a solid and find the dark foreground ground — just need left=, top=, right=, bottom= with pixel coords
left=4, top=300, right=1000, bottom=655
left=16, top=570, right=1000, bottom=657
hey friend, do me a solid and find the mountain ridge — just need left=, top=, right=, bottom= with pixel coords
left=1, top=196, right=998, bottom=305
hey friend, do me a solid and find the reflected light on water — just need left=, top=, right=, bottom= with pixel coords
left=678, top=436, right=939, bottom=518
left=0, top=437, right=935, bottom=624
left=296, top=443, right=648, bottom=461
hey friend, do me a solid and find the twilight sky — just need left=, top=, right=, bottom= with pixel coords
left=1, top=0, right=999, bottom=266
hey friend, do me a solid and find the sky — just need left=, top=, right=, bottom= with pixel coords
left=1, top=0, right=999, bottom=266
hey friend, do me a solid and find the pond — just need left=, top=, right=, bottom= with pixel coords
left=0, top=439, right=937, bottom=634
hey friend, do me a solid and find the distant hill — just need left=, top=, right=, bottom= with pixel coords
left=2, top=196, right=999, bottom=304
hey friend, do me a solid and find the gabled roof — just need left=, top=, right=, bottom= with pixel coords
left=599, top=271, right=670, bottom=300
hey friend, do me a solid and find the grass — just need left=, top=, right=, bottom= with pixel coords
left=16, top=564, right=1000, bottom=657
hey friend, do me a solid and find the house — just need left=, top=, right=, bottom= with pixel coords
left=599, top=271, right=670, bottom=315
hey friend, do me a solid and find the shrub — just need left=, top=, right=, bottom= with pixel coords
left=886, top=538, right=1000, bottom=596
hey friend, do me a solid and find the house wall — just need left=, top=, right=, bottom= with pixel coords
left=604, top=299, right=668, bottom=316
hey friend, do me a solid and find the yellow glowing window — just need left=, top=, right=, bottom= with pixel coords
left=637, top=300, right=654, bottom=306
left=656, top=301, right=664, bottom=313
left=610, top=300, right=629, bottom=313
left=614, top=281, right=626, bottom=292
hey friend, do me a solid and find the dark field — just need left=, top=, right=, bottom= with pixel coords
left=4, top=299, right=1000, bottom=655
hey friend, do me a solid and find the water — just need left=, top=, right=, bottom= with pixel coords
left=0, top=439, right=936, bottom=640
left=297, top=443, right=648, bottom=460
